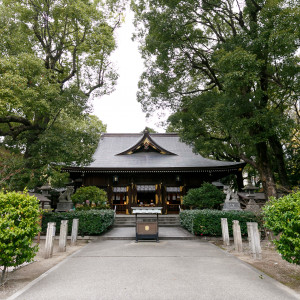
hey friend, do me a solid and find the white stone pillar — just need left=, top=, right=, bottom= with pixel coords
left=44, top=222, right=56, bottom=259
left=59, top=220, right=68, bottom=252
left=232, top=220, right=243, bottom=252
left=71, top=219, right=79, bottom=246
left=247, top=222, right=262, bottom=259
left=221, top=218, right=230, bottom=246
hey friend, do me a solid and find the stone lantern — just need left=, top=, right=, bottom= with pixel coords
left=243, top=184, right=261, bottom=214
left=242, top=184, right=259, bottom=196
left=39, top=184, right=51, bottom=197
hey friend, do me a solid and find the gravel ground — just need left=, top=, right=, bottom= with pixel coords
left=212, top=239, right=300, bottom=293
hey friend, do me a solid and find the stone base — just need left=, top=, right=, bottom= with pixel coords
left=56, top=202, right=74, bottom=212
left=245, top=199, right=261, bottom=214
left=222, top=201, right=242, bottom=211
left=40, top=204, right=51, bottom=210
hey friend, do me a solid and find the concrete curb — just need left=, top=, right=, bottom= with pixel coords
left=35, top=236, right=98, bottom=240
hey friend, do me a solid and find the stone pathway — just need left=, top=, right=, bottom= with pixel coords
left=8, top=239, right=300, bottom=300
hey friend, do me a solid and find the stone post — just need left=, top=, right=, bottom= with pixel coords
left=232, top=220, right=243, bottom=252
left=59, top=220, right=68, bottom=252
left=247, top=222, right=262, bottom=259
left=221, top=218, right=230, bottom=246
left=44, top=222, right=56, bottom=259
left=71, top=219, right=79, bottom=246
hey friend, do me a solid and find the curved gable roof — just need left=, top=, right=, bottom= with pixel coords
left=77, top=132, right=245, bottom=171
left=116, top=130, right=176, bottom=155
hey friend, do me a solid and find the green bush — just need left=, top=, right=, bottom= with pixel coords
left=71, top=186, right=108, bottom=209
left=263, top=191, right=300, bottom=265
left=42, top=209, right=114, bottom=236
left=0, top=191, right=40, bottom=284
left=183, top=183, right=225, bottom=209
left=180, top=209, right=260, bottom=236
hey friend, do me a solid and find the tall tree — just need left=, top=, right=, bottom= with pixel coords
left=0, top=0, right=123, bottom=188
left=132, top=0, right=300, bottom=198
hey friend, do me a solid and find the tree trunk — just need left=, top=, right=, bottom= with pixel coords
left=256, top=141, right=277, bottom=200
left=268, top=135, right=290, bottom=190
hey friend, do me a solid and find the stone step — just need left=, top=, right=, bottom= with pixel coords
left=113, top=224, right=181, bottom=228
left=115, top=217, right=180, bottom=219
left=114, top=221, right=181, bottom=227
left=114, top=216, right=180, bottom=226
left=114, top=222, right=181, bottom=225
left=114, top=219, right=180, bottom=222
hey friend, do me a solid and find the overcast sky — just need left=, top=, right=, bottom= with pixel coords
left=92, top=9, right=166, bottom=133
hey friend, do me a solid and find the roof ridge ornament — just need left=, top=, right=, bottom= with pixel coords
left=116, top=130, right=177, bottom=156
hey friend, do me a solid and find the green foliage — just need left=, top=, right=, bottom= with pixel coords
left=183, top=183, right=225, bottom=209
left=0, top=0, right=123, bottom=189
left=71, top=186, right=108, bottom=209
left=48, top=168, right=70, bottom=189
left=0, top=191, right=40, bottom=283
left=263, top=191, right=300, bottom=265
left=42, top=210, right=114, bottom=236
left=132, top=0, right=300, bottom=197
left=180, top=209, right=260, bottom=237
left=0, top=147, right=24, bottom=189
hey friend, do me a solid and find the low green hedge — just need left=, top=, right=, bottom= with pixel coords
left=42, top=209, right=114, bottom=236
left=180, top=209, right=261, bottom=237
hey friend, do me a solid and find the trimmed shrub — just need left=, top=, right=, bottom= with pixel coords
left=183, top=183, right=225, bottom=209
left=42, top=209, right=114, bottom=236
left=263, top=191, right=300, bottom=265
left=71, top=186, right=108, bottom=209
left=180, top=209, right=260, bottom=236
left=0, top=191, right=40, bottom=284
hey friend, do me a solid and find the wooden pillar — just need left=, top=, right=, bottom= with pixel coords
left=44, top=222, right=56, bottom=259
left=161, top=185, right=167, bottom=214
left=236, top=169, right=244, bottom=191
left=131, top=184, right=137, bottom=207
left=221, top=218, right=230, bottom=246
left=155, top=184, right=163, bottom=206
left=59, top=220, right=68, bottom=252
left=71, top=219, right=79, bottom=246
left=155, top=184, right=159, bottom=206
left=127, top=184, right=136, bottom=214
left=107, top=185, right=113, bottom=208
left=233, top=220, right=243, bottom=252
left=247, top=222, right=262, bottom=259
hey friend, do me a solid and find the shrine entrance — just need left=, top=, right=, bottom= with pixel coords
left=136, top=185, right=156, bottom=207
left=137, top=191, right=156, bottom=206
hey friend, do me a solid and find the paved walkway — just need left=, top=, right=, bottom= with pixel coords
left=8, top=239, right=300, bottom=300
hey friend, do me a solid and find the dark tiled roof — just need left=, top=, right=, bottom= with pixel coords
left=75, top=133, right=244, bottom=171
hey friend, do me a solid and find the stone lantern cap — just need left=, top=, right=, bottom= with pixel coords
left=39, top=184, right=51, bottom=190
left=242, top=184, right=259, bottom=195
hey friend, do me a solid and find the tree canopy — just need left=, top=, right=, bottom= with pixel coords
left=0, top=0, right=124, bottom=189
left=132, top=0, right=300, bottom=197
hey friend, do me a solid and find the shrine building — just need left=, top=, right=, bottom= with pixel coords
left=63, top=130, right=245, bottom=214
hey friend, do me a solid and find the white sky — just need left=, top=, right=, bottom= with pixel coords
left=92, top=9, right=166, bottom=133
